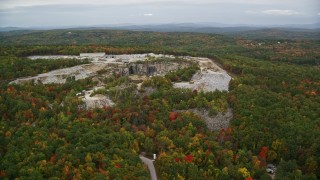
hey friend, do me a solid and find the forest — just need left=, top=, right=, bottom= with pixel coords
left=0, top=30, right=319, bottom=179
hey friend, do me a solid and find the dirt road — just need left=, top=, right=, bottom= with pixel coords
left=139, top=156, right=158, bottom=180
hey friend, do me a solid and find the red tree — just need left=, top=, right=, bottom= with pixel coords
left=184, top=154, right=193, bottom=163
left=87, top=111, right=93, bottom=119
left=259, top=146, right=268, bottom=160
left=169, top=112, right=179, bottom=121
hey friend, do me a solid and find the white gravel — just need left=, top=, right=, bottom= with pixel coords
left=28, top=55, right=84, bottom=60
left=82, top=87, right=114, bottom=109
left=174, top=58, right=231, bottom=92
left=10, top=63, right=106, bottom=84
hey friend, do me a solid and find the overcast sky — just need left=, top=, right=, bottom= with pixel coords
left=0, top=0, right=319, bottom=27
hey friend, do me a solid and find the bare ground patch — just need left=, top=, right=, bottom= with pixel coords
left=178, top=108, right=233, bottom=131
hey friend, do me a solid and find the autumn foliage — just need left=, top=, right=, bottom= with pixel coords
left=169, top=112, right=179, bottom=121
left=184, top=154, right=193, bottom=163
left=49, top=153, right=57, bottom=163
left=1, top=31, right=320, bottom=179
left=86, top=111, right=93, bottom=119
left=259, top=146, right=268, bottom=160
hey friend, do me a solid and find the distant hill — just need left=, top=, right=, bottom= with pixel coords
left=0, top=27, right=25, bottom=32
left=233, top=28, right=320, bottom=40
left=1, top=23, right=319, bottom=40
left=98, top=23, right=320, bottom=40
left=105, top=24, right=261, bottom=33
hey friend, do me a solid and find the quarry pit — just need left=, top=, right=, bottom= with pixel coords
left=11, top=53, right=232, bottom=130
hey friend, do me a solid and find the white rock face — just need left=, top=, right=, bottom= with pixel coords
left=10, top=63, right=108, bottom=84
left=11, top=53, right=175, bottom=85
left=174, top=58, right=231, bottom=92
left=28, top=55, right=83, bottom=60
left=82, top=88, right=114, bottom=109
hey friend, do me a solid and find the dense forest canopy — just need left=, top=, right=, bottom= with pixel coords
left=1, top=29, right=319, bottom=65
left=0, top=30, right=319, bottom=179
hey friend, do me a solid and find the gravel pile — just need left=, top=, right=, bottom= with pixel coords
left=174, top=70, right=231, bottom=92
left=82, top=94, right=114, bottom=109
left=81, top=87, right=115, bottom=109
left=174, top=57, right=231, bottom=92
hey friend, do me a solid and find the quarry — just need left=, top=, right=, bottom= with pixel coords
left=13, top=53, right=231, bottom=91
left=11, top=53, right=232, bottom=130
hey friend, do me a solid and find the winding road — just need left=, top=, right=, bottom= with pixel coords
left=139, top=155, right=158, bottom=180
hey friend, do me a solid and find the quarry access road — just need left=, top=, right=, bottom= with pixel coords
left=139, top=155, right=158, bottom=180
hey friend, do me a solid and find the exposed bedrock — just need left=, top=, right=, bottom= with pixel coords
left=117, top=61, right=191, bottom=76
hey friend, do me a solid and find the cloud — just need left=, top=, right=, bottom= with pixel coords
left=143, top=13, right=153, bottom=16
left=0, top=0, right=307, bottom=9
left=318, top=12, right=320, bottom=15
left=262, top=9, right=300, bottom=16
left=245, top=9, right=303, bottom=16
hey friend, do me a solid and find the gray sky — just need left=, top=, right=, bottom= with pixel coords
left=0, top=0, right=319, bottom=27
